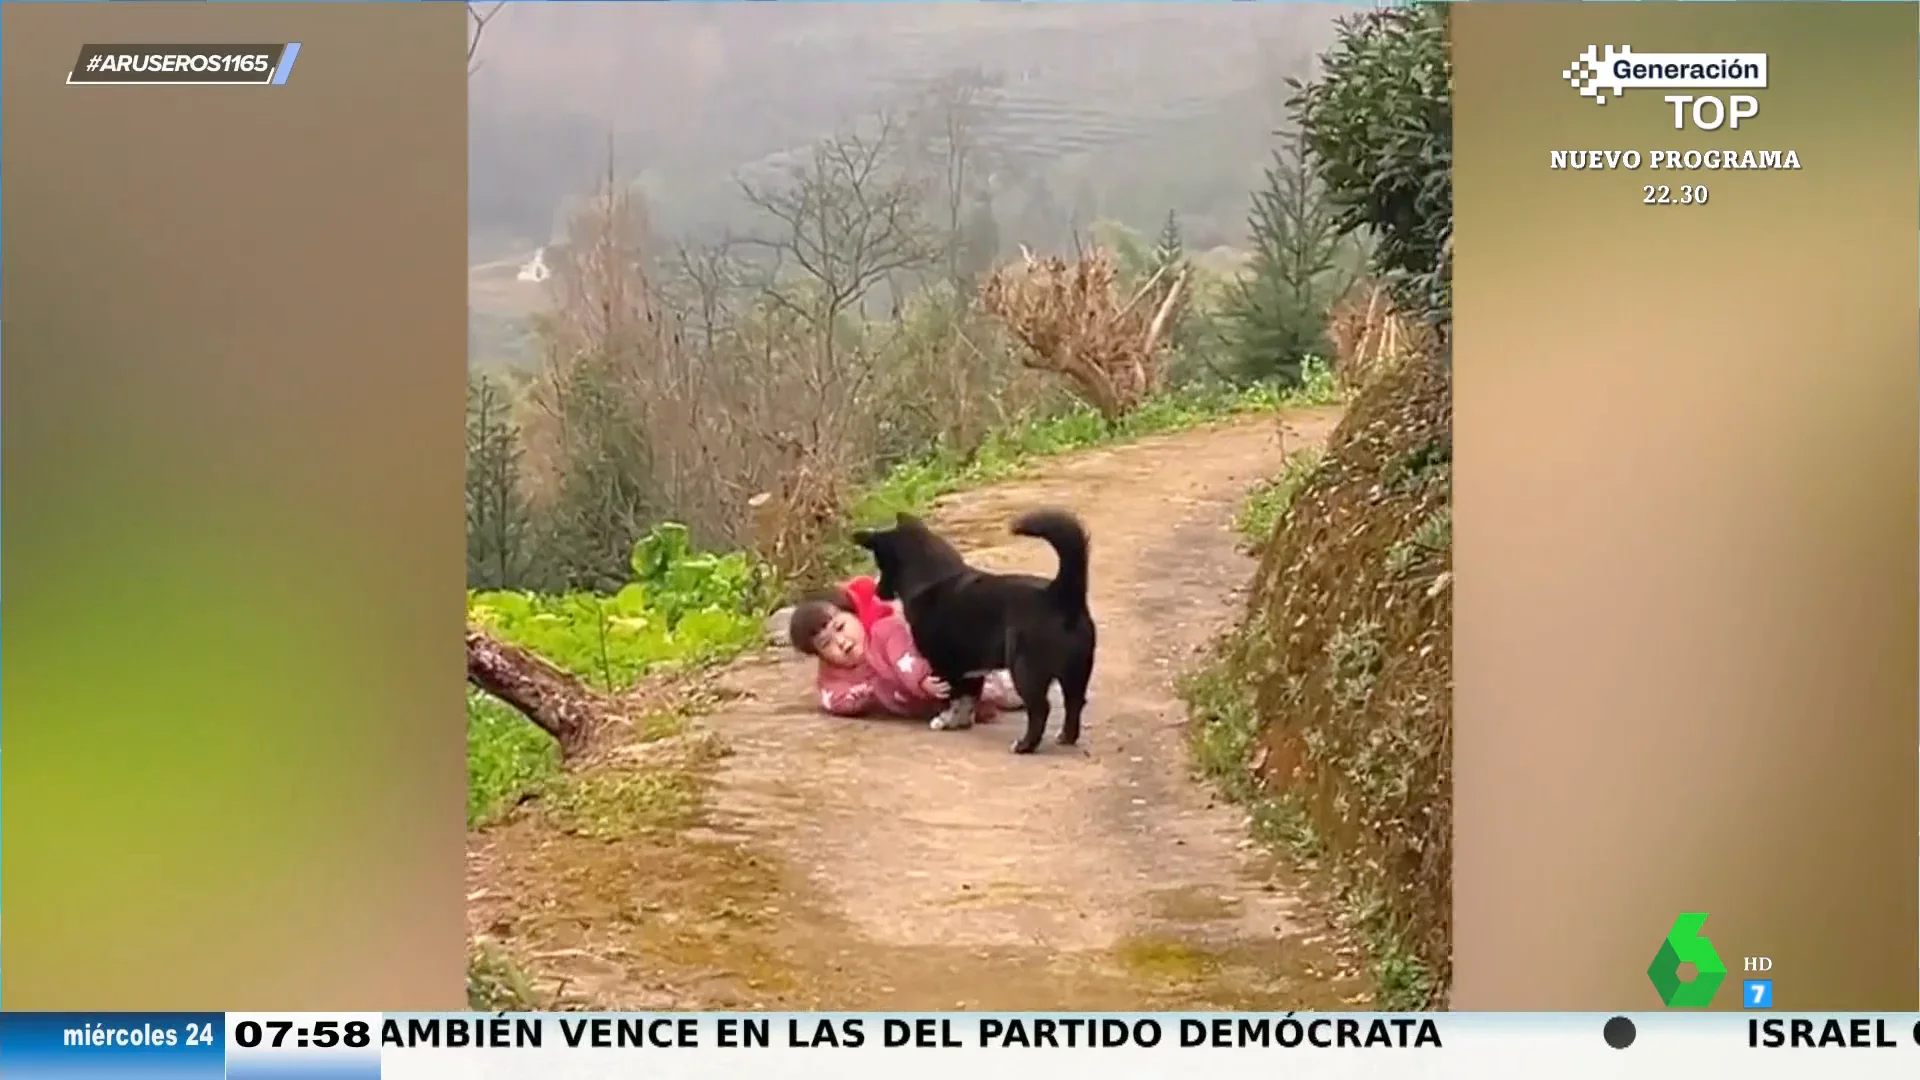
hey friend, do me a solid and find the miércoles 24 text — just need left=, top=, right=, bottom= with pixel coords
left=1550, top=148, right=1802, bottom=171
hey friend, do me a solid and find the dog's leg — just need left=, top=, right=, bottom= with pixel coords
left=930, top=695, right=977, bottom=731
left=1008, top=659, right=1052, bottom=754
left=953, top=676, right=987, bottom=731
left=931, top=675, right=985, bottom=730
left=984, top=669, right=1023, bottom=710
left=1057, top=641, right=1095, bottom=747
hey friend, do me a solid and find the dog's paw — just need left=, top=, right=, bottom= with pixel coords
left=930, top=709, right=972, bottom=731
left=1009, top=738, right=1040, bottom=755
left=939, top=698, right=977, bottom=731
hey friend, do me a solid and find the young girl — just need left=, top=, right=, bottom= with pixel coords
left=788, top=578, right=1020, bottom=723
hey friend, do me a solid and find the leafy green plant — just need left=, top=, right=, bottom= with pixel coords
left=469, top=529, right=766, bottom=694
left=1288, top=4, right=1452, bottom=337
left=467, top=525, right=769, bottom=824
left=629, top=522, right=770, bottom=628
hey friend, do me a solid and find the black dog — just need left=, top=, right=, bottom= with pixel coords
left=853, top=508, right=1097, bottom=754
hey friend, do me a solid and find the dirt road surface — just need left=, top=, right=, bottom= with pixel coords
left=469, top=409, right=1368, bottom=1009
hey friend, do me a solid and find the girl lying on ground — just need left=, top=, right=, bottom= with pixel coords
left=787, top=576, right=1021, bottom=722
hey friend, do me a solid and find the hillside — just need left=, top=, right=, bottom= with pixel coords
left=469, top=4, right=1343, bottom=261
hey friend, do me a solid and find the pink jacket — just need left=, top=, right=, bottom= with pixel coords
left=816, top=615, right=945, bottom=719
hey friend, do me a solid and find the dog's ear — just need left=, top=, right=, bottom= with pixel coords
left=852, top=529, right=878, bottom=550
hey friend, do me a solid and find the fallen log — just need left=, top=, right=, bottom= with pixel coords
left=465, top=622, right=601, bottom=758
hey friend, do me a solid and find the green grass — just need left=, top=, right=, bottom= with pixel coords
left=853, top=360, right=1339, bottom=529
left=538, top=729, right=728, bottom=842
left=1185, top=373, right=1451, bottom=1008
left=468, top=366, right=1343, bottom=830
left=1184, top=642, right=1443, bottom=1009
left=1179, top=655, right=1322, bottom=861
left=468, top=688, right=563, bottom=826
left=467, top=939, right=546, bottom=1010
left=1232, top=446, right=1327, bottom=550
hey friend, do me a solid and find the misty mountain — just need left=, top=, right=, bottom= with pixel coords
left=468, top=3, right=1348, bottom=264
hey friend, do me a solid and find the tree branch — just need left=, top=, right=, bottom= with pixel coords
left=468, top=2, right=505, bottom=76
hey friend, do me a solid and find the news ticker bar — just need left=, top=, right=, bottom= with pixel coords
left=6, top=1012, right=1920, bottom=1080
left=66, top=43, right=303, bottom=86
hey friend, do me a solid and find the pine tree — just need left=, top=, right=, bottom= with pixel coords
left=1221, top=129, right=1347, bottom=384
left=1142, top=209, right=1208, bottom=375
left=533, top=351, right=658, bottom=593
left=1150, top=209, right=1185, bottom=280
left=465, top=371, right=535, bottom=589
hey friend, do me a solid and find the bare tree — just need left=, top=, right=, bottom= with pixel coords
left=726, top=117, right=941, bottom=496
left=736, top=117, right=937, bottom=388
left=515, top=153, right=675, bottom=590
left=661, top=237, right=749, bottom=360
left=903, top=68, right=1006, bottom=292
left=468, top=2, right=504, bottom=76
left=530, top=155, right=779, bottom=562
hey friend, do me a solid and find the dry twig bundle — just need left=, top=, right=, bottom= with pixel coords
left=747, top=440, right=850, bottom=589
left=978, top=246, right=1187, bottom=422
left=1326, top=278, right=1428, bottom=396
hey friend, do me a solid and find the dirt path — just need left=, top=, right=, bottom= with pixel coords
left=469, top=409, right=1368, bottom=1010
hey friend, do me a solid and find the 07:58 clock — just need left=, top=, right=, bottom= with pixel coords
left=233, top=1018, right=372, bottom=1050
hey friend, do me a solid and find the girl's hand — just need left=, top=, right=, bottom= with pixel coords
left=922, top=675, right=950, bottom=700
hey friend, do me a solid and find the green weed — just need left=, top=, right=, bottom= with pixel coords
left=467, top=940, right=546, bottom=1011
left=1179, top=657, right=1322, bottom=861
left=466, top=522, right=766, bottom=826
left=542, top=761, right=704, bottom=842
left=1384, top=504, right=1451, bottom=578
left=1233, top=447, right=1326, bottom=549
left=850, top=379, right=1304, bottom=529
left=467, top=688, right=562, bottom=827
left=1346, top=886, right=1437, bottom=1010
left=1325, top=619, right=1384, bottom=712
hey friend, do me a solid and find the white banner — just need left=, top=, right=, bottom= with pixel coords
left=212, top=1012, right=1920, bottom=1080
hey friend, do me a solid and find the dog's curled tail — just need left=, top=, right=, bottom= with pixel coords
left=1011, top=508, right=1091, bottom=615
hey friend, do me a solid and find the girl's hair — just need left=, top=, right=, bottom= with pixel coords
left=787, top=587, right=855, bottom=654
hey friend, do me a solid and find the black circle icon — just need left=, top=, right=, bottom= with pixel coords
left=1603, top=1016, right=1637, bottom=1049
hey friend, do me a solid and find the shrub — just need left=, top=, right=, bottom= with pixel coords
left=1288, top=4, right=1452, bottom=338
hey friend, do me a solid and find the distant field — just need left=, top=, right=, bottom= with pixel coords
left=470, top=259, right=546, bottom=318
left=470, top=5, right=1337, bottom=261
left=470, top=260, right=544, bottom=368
left=467, top=6, right=1321, bottom=367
